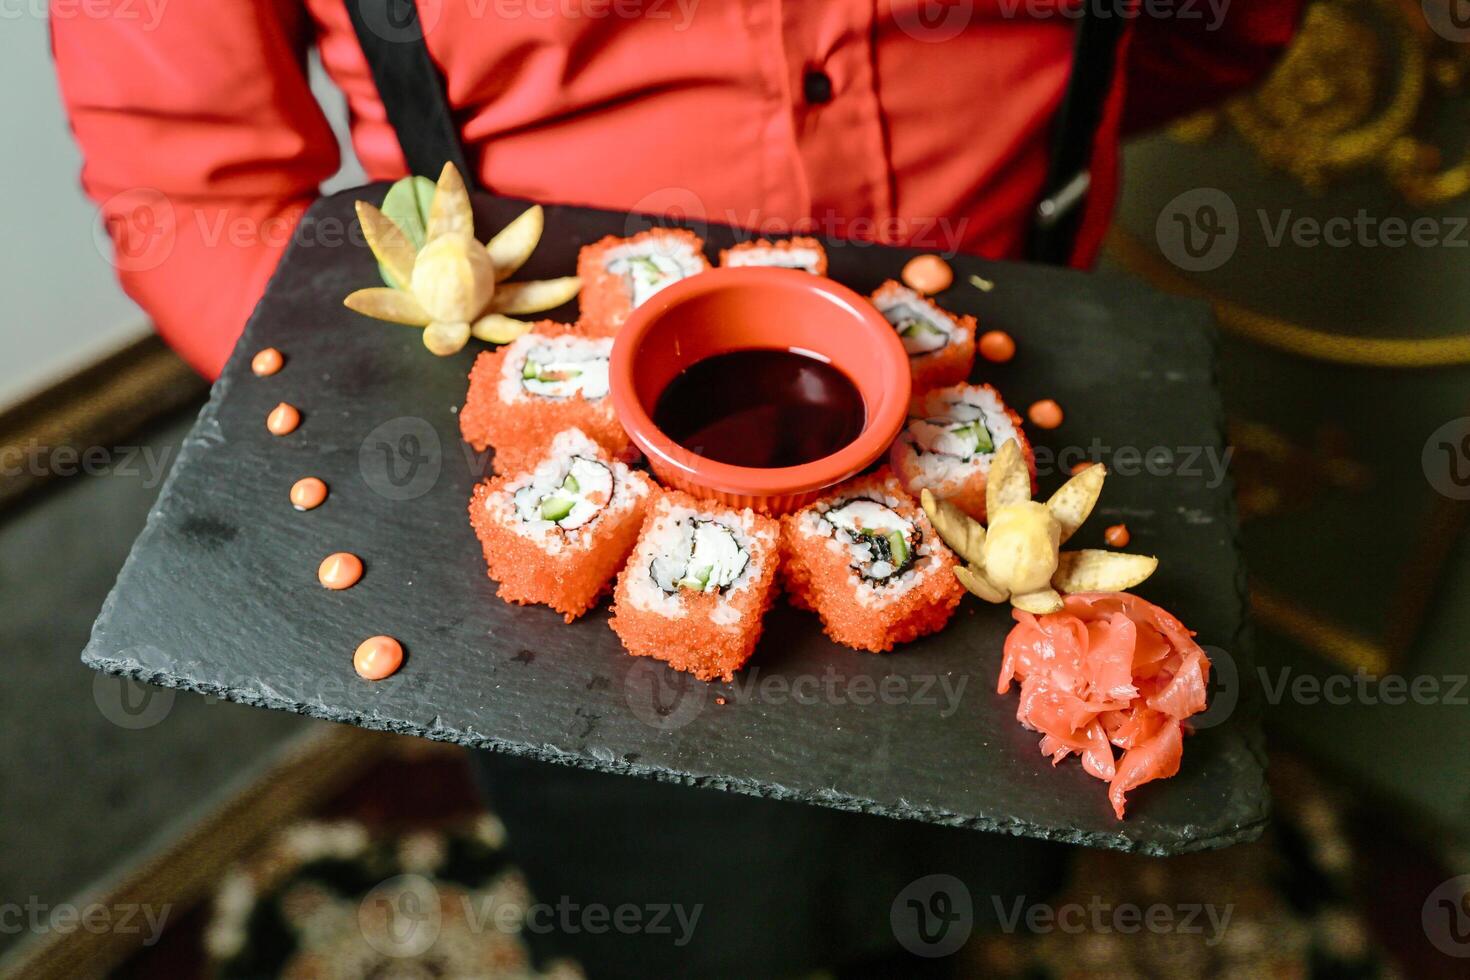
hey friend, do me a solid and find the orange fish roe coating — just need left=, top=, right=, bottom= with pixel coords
left=609, top=491, right=781, bottom=682
left=458, top=322, right=634, bottom=475
left=871, top=281, right=977, bottom=395
left=576, top=228, right=710, bottom=336
left=781, top=470, right=964, bottom=653
left=470, top=429, right=654, bottom=622
left=890, top=383, right=1034, bottom=523
left=718, top=237, right=828, bottom=276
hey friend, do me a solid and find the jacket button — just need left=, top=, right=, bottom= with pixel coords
left=803, top=69, right=833, bottom=105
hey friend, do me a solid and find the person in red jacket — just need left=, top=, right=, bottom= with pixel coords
left=52, top=3, right=1299, bottom=975
left=52, top=1, right=1298, bottom=379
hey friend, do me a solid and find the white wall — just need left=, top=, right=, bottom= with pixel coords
left=0, top=15, right=364, bottom=410
left=0, top=9, right=148, bottom=408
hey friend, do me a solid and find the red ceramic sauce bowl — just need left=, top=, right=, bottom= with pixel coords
left=610, top=267, right=911, bottom=514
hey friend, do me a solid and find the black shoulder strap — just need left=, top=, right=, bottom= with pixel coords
left=344, top=0, right=475, bottom=186
left=1026, top=5, right=1129, bottom=265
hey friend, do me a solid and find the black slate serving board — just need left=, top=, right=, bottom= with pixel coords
left=83, top=188, right=1265, bottom=855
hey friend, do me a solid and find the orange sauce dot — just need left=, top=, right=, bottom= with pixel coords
left=290, top=477, right=328, bottom=511
left=1027, top=398, right=1064, bottom=430
left=267, top=402, right=300, bottom=436
left=1070, top=461, right=1095, bottom=476
left=901, top=254, right=954, bottom=294
left=251, top=348, right=284, bottom=376
left=354, top=635, right=403, bottom=681
left=318, top=552, right=364, bottom=590
left=978, top=330, right=1016, bottom=363
left=1104, top=524, right=1131, bottom=548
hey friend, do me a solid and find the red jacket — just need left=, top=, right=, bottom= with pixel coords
left=51, top=1, right=1299, bottom=378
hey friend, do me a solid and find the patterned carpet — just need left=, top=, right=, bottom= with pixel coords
left=112, top=748, right=1460, bottom=978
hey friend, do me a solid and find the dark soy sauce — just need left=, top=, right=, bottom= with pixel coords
left=653, top=349, right=865, bottom=468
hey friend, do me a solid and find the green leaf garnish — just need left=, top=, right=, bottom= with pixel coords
left=376, top=175, right=436, bottom=288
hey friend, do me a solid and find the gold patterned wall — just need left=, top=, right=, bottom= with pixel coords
left=1109, top=0, right=1470, bottom=683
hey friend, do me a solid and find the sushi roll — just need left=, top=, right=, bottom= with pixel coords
left=890, top=383, right=1033, bottom=522
left=781, top=471, right=964, bottom=653
left=458, top=322, right=634, bottom=475
left=609, top=491, right=780, bottom=681
left=469, top=428, right=654, bottom=622
left=718, top=237, right=828, bottom=276
left=871, top=281, right=977, bottom=393
left=577, top=228, right=710, bottom=335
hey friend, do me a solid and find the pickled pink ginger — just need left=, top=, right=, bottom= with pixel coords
left=1000, top=592, right=1210, bottom=819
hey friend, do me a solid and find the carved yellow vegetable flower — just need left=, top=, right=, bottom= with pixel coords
left=343, top=163, right=581, bottom=355
left=922, top=440, right=1159, bottom=614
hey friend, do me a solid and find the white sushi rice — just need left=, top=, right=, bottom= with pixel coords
left=892, top=384, right=1020, bottom=487
left=819, top=499, right=918, bottom=582
left=603, top=235, right=707, bottom=308
left=513, top=454, right=612, bottom=531
left=723, top=245, right=824, bottom=274
left=794, top=473, right=945, bottom=609
left=497, top=333, right=612, bottom=404
left=873, top=285, right=955, bottom=356
left=624, top=498, right=776, bottom=627
left=484, top=429, right=649, bottom=556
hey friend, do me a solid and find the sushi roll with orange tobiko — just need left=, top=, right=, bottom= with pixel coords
left=781, top=471, right=964, bottom=653
left=718, top=237, right=828, bottom=276
left=459, top=322, right=635, bottom=475
left=609, top=492, right=780, bottom=681
left=577, top=228, right=710, bottom=335
left=470, top=428, right=654, bottom=622
left=890, top=383, right=1034, bottom=522
left=870, top=281, right=977, bottom=394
